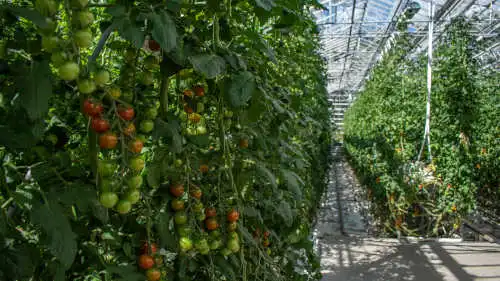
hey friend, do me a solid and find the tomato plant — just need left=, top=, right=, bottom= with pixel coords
left=343, top=19, right=499, bottom=236
left=0, top=0, right=330, bottom=280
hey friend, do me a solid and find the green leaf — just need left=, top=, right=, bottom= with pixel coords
left=19, top=60, right=52, bottom=120
left=189, top=54, right=226, bottom=79
left=31, top=201, right=77, bottom=269
left=243, top=206, right=263, bottom=223
left=113, top=18, right=145, bottom=49
left=156, top=211, right=176, bottom=249
left=277, top=201, right=293, bottom=227
left=256, top=164, right=277, bottom=188
left=281, top=169, right=303, bottom=200
left=150, top=10, right=177, bottom=52
left=106, top=265, right=144, bottom=281
left=146, top=162, right=162, bottom=188
left=214, top=256, right=236, bottom=280
left=8, top=7, right=51, bottom=29
left=254, top=0, right=275, bottom=11
left=238, top=224, right=259, bottom=247
left=153, top=116, right=183, bottom=153
left=225, top=71, right=256, bottom=108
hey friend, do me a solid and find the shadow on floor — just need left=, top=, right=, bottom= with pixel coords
left=319, top=237, right=500, bottom=281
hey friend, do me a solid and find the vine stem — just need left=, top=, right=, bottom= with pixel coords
left=159, top=54, right=170, bottom=119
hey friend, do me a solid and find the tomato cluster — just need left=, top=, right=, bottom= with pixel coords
left=138, top=242, right=165, bottom=281
left=180, top=85, right=208, bottom=136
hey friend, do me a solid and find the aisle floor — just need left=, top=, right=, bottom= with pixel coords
left=313, top=145, right=500, bottom=281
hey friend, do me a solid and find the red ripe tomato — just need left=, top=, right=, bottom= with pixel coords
left=193, top=85, right=205, bottom=97
left=263, top=239, right=270, bottom=247
left=138, top=254, right=154, bottom=269
left=205, top=207, right=216, bottom=218
left=263, top=231, right=270, bottom=238
left=169, top=184, right=184, bottom=197
left=183, top=89, right=194, bottom=98
left=205, top=218, right=218, bottom=231
left=128, top=139, right=143, bottom=153
left=141, top=242, right=158, bottom=254
left=148, top=40, right=161, bottom=52
left=91, top=118, right=110, bottom=133
left=227, top=209, right=240, bottom=222
left=171, top=199, right=185, bottom=211
left=83, top=99, right=103, bottom=117
left=184, top=105, right=194, bottom=114
left=190, top=188, right=202, bottom=199
left=123, top=123, right=136, bottom=136
left=99, top=133, right=118, bottom=149
left=199, top=164, right=209, bottom=173
left=118, top=107, right=135, bottom=121
left=239, top=139, right=249, bottom=148
left=146, top=269, right=161, bottom=281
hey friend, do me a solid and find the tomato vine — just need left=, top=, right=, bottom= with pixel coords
left=0, top=0, right=331, bottom=280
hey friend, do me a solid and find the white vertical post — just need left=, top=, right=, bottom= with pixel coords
left=418, top=0, right=434, bottom=162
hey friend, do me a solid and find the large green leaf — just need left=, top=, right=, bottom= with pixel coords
left=281, top=169, right=303, bottom=200
left=225, top=71, right=256, bottom=108
left=254, top=0, right=275, bottom=11
left=31, top=201, right=77, bottom=269
left=277, top=201, right=293, bottom=227
left=106, top=265, right=144, bottom=281
left=19, top=60, right=52, bottom=120
left=256, top=164, right=277, bottom=188
left=189, top=54, right=226, bottom=79
left=113, top=18, right=145, bottom=49
left=8, top=7, right=51, bottom=29
left=150, top=10, right=177, bottom=52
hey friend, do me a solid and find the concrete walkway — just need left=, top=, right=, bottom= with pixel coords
left=313, top=145, right=500, bottom=281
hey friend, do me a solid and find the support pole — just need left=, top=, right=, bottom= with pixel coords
left=418, top=0, right=434, bottom=162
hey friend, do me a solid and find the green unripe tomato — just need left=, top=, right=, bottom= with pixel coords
left=145, top=108, right=158, bottom=120
left=179, top=111, right=187, bottom=121
left=174, top=159, right=183, bottom=167
left=45, top=134, right=58, bottom=145
left=196, top=102, right=205, bottom=113
left=136, top=134, right=147, bottom=143
left=177, top=225, right=191, bottom=237
left=174, top=211, right=188, bottom=225
left=140, top=120, right=154, bottom=133
left=144, top=56, right=159, bottom=69
left=179, top=237, right=193, bottom=252
left=121, top=91, right=134, bottom=103
left=176, top=225, right=191, bottom=237
left=58, top=62, right=80, bottom=81
left=71, top=0, right=89, bottom=9
left=224, top=110, right=233, bottom=118
left=100, top=179, right=118, bottom=192
left=94, top=70, right=110, bottom=86
left=126, top=189, right=141, bottom=204
left=210, top=239, right=222, bottom=250
left=41, top=36, right=58, bottom=52
left=127, top=175, right=143, bottom=189
left=35, top=0, right=58, bottom=16
left=221, top=247, right=232, bottom=256
left=77, top=79, right=96, bottom=94
left=186, top=127, right=196, bottom=136
left=51, top=52, right=67, bottom=67
left=74, top=29, right=92, bottom=48
left=77, top=11, right=94, bottom=27
left=40, top=17, right=57, bottom=34
left=210, top=230, right=221, bottom=238
left=98, top=161, right=115, bottom=177
left=129, top=157, right=145, bottom=174
left=227, top=239, right=240, bottom=253
left=196, top=212, right=206, bottom=221
left=141, top=71, right=154, bottom=85
left=99, top=192, right=118, bottom=208
left=196, top=125, right=207, bottom=135
left=116, top=200, right=132, bottom=214
left=192, top=202, right=204, bottom=213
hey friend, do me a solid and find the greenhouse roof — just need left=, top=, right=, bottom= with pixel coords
left=313, top=0, right=500, bottom=95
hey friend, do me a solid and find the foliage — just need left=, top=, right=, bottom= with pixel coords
left=0, top=0, right=331, bottom=280
left=343, top=18, right=499, bottom=236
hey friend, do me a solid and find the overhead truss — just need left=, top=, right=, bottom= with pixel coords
left=313, top=0, right=500, bottom=95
